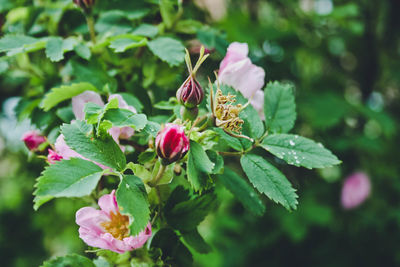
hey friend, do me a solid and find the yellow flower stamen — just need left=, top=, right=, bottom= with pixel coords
left=101, top=211, right=130, bottom=240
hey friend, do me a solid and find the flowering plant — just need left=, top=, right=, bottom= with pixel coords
left=1, top=0, right=342, bottom=265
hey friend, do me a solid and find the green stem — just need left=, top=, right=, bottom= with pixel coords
left=86, top=15, right=96, bottom=44
left=150, top=163, right=167, bottom=187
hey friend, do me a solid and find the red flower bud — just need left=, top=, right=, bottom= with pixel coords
left=155, top=124, right=190, bottom=165
left=21, top=131, right=46, bottom=151
left=47, top=149, right=63, bottom=164
left=73, top=0, right=95, bottom=10
left=176, top=76, right=204, bottom=108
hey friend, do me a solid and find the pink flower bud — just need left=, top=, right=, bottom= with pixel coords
left=341, top=172, right=371, bottom=210
left=47, top=149, right=63, bottom=164
left=73, top=0, right=95, bottom=10
left=155, top=124, right=190, bottom=165
left=21, top=131, right=46, bottom=151
left=76, top=190, right=152, bottom=253
left=176, top=76, right=204, bottom=108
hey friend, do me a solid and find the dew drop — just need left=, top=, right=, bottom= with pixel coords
left=289, top=140, right=295, bottom=146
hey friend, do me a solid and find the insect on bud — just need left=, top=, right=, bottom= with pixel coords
left=155, top=124, right=190, bottom=165
left=176, top=76, right=204, bottom=108
left=22, top=131, right=46, bottom=151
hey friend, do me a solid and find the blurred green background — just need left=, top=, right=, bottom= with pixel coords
left=0, top=0, right=399, bottom=266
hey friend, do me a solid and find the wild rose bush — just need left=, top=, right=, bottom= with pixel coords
left=1, top=1, right=342, bottom=266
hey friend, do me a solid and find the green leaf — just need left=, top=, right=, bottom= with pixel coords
left=218, top=167, right=265, bottom=216
left=147, top=37, right=185, bottom=67
left=108, top=34, right=147, bottom=53
left=264, top=81, right=296, bottom=133
left=0, top=35, right=45, bottom=56
left=118, top=93, right=144, bottom=113
left=45, top=37, right=64, bottom=62
left=240, top=154, right=298, bottom=211
left=56, top=106, right=75, bottom=123
left=260, top=134, right=341, bottom=169
left=125, top=163, right=152, bottom=183
left=151, top=228, right=193, bottom=267
left=132, top=24, right=159, bottom=38
left=187, top=140, right=214, bottom=191
left=45, top=37, right=77, bottom=62
left=165, top=189, right=216, bottom=232
left=116, top=175, right=150, bottom=236
left=143, top=121, right=161, bottom=137
left=154, top=100, right=177, bottom=110
left=103, top=109, right=147, bottom=131
left=182, top=229, right=212, bottom=254
left=69, top=60, right=117, bottom=92
left=138, top=149, right=156, bottom=164
left=74, top=43, right=91, bottom=60
left=206, top=150, right=224, bottom=174
left=175, top=20, right=203, bottom=34
left=34, top=158, right=104, bottom=210
left=41, top=82, right=98, bottom=111
left=41, top=254, right=95, bottom=267
left=213, top=127, right=243, bottom=151
left=61, top=121, right=126, bottom=171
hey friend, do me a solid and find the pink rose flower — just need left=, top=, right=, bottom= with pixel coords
left=155, top=123, right=190, bottom=165
left=21, top=131, right=46, bottom=151
left=341, top=172, right=371, bottom=210
left=76, top=190, right=152, bottom=253
left=47, top=149, right=63, bottom=164
left=218, top=42, right=266, bottom=119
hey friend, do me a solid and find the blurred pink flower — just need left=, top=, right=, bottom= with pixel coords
left=47, top=149, right=63, bottom=164
left=72, top=91, right=104, bottom=121
left=21, top=131, right=46, bottom=151
left=341, top=172, right=371, bottom=210
left=76, top=190, right=152, bottom=253
left=218, top=42, right=266, bottom=119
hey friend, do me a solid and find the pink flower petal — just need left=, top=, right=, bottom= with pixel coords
left=76, top=207, right=108, bottom=235
left=250, top=90, right=265, bottom=120
left=218, top=42, right=266, bottom=120
left=98, top=190, right=119, bottom=215
left=72, top=91, right=104, bottom=120
left=219, top=58, right=265, bottom=99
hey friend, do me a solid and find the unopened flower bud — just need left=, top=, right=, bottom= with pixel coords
left=177, top=76, right=204, bottom=108
left=155, top=124, right=190, bottom=165
left=73, top=0, right=95, bottom=11
left=22, top=131, right=46, bottom=151
left=47, top=149, right=63, bottom=164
